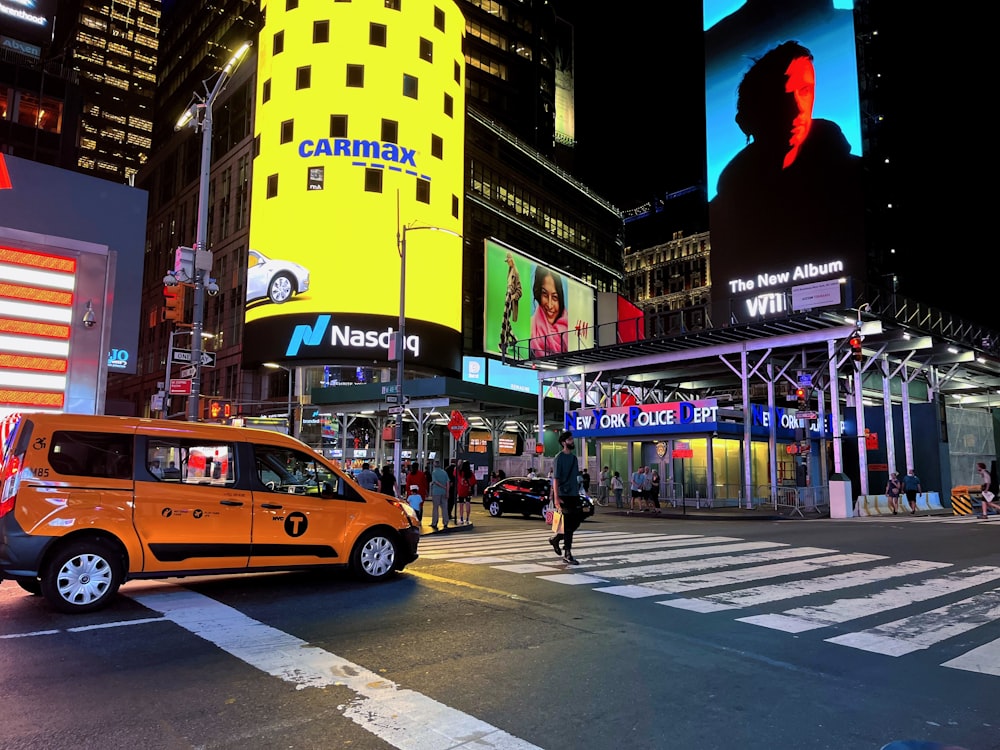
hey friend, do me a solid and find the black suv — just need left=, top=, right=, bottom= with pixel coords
left=482, top=477, right=595, bottom=519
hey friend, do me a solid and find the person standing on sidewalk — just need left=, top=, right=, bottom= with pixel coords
left=430, top=461, right=451, bottom=530
left=598, top=466, right=610, bottom=505
left=611, top=471, right=624, bottom=509
left=549, top=430, right=584, bottom=565
left=902, top=468, right=922, bottom=514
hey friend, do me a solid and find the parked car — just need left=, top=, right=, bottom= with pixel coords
left=482, top=476, right=594, bottom=519
left=247, top=248, right=310, bottom=304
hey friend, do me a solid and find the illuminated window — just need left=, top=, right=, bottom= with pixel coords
left=364, top=168, right=383, bottom=193
left=431, top=134, right=442, bottom=159
left=314, top=20, right=329, bottom=43
left=370, top=23, right=386, bottom=47
left=280, top=119, right=294, bottom=144
left=267, top=174, right=278, bottom=199
left=381, top=119, right=398, bottom=144
left=296, top=66, right=311, bottom=90
left=330, top=114, right=347, bottom=137
left=444, top=92, right=453, bottom=117
left=262, top=79, right=271, bottom=102
left=273, top=31, right=284, bottom=56
left=419, top=38, right=432, bottom=62
left=416, top=178, right=430, bottom=204
left=346, top=64, right=364, bottom=87
left=403, top=74, right=418, bottom=99
left=434, top=7, right=444, bottom=30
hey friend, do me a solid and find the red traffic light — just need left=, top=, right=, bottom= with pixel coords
left=848, top=334, right=863, bottom=362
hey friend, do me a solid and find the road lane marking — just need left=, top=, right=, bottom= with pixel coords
left=129, top=584, right=543, bottom=750
left=826, top=587, right=1000, bottom=656
left=740, top=567, right=1000, bottom=634
left=590, top=546, right=839, bottom=584
left=663, top=559, right=950, bottom=612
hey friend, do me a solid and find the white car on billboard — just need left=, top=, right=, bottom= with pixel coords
left=247, top=249, right=310, bottom=305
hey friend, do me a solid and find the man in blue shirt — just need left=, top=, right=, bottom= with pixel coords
left=550, top=430, right=583, bottom=565
left=355, top=462, right=380, bottom=492
left=902, top=468, right=922, bottom=515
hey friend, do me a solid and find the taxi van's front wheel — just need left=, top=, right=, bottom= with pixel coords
left=351, top=530, right=398, bottom=582
left=41, top=539, right=123, bottom=614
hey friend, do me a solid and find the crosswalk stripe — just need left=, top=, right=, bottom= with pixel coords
left=663, top=559, right=951, bottom=612
left=825, top=586, right=1000, bottom=656
left=422, top=529, right=1000, bottom=675
left=589, top=546, right=840, bottom=585
left=739, top=567, right=1000, bottom=633
left=941, top=632, right=1000, bottom=676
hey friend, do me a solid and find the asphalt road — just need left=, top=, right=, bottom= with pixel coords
left=2, top=505, right=998, bottom=750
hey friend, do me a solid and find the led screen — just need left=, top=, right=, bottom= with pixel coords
left=704, top=0, right=865, bottom=325
left=483, top=238, right=594, bottom=360
left=244, top=0, right=465, bottom=371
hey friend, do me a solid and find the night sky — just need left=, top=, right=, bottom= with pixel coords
left=565, top=2, right=994, bottom=330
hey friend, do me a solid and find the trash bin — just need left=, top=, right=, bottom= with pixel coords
left=829, top=473, right=853, bottom=518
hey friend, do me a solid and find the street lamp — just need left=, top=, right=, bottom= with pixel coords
left=392, top=222, right=461, bottom=479
left=175, top=41, right=252, bottom=421
left=264, top=362, right=294, bottom=436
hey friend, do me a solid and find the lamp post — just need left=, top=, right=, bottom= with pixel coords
left=175, top=41, right=251, bottom=421
left=264, top=362, right=294, bottom=436
left=392, top=223, right=461, bottom=479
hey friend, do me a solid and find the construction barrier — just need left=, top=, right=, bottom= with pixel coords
left=951, top=486, right=977, bottom=516
left=855, top=491, right=943, bottom=516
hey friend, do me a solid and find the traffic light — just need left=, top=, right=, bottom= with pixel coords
left=162, top=284, right=186, bottom=323
left=202, top=398, right=232, bottom=421
left=795, top=387, right=808, bottom=410
left=848, top=332, right=864, bottom=363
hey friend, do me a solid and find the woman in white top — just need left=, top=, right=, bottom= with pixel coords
left=976, top=462, right=999, bottom=519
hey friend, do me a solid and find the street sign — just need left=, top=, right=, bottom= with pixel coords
left=385, top=395, right=410, bottom=405
left=172, top=348, right=217, bottom=368
left=797, top=373, right=813, bottom=387
left=179, top=364, right=197, bottom=379
left=169, top=379, right=192, bottom=395
left=388, top=405, right=405, bottom=415
left=796, top=410, right=818, bottom=420
left=447, top=409, right=469, bottom=441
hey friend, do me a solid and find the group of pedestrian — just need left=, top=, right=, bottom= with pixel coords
left=592, top=465, right=628, bottom=509
left=885, top=468, right=924, bottom=515
left=628, top=465, right=661, bottom=514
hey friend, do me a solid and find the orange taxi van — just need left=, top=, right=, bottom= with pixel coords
left=0, top=412, right=420, bottom=613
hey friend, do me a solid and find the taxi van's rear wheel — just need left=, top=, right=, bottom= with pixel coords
left=351, top=530, right=398, bottom=582
left=41, top=539, right=123, bottom=614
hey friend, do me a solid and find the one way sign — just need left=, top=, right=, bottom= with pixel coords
left=172, top=348, right=216, bottom=367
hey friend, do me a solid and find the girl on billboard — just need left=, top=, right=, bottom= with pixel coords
left=529, top=265, right=569, bottom=357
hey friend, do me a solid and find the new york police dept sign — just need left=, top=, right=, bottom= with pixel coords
left=566, top=400, right=720, bottom=438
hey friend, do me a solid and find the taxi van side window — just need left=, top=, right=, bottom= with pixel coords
left=146, top=438, right=236, bottom=486
left=49, top=432, right=133, bottom=479
left=253, top=444, right=360, bottom=500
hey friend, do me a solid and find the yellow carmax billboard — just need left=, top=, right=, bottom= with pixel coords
left=245, top=0, right=465, bottom=371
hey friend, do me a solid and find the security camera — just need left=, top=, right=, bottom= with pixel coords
left=82, top=301, right=97, bottom=328
left=205, top=278, right=220, bottom=297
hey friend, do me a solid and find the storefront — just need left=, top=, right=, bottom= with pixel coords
left=568, top=399, right=833, bottom=507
